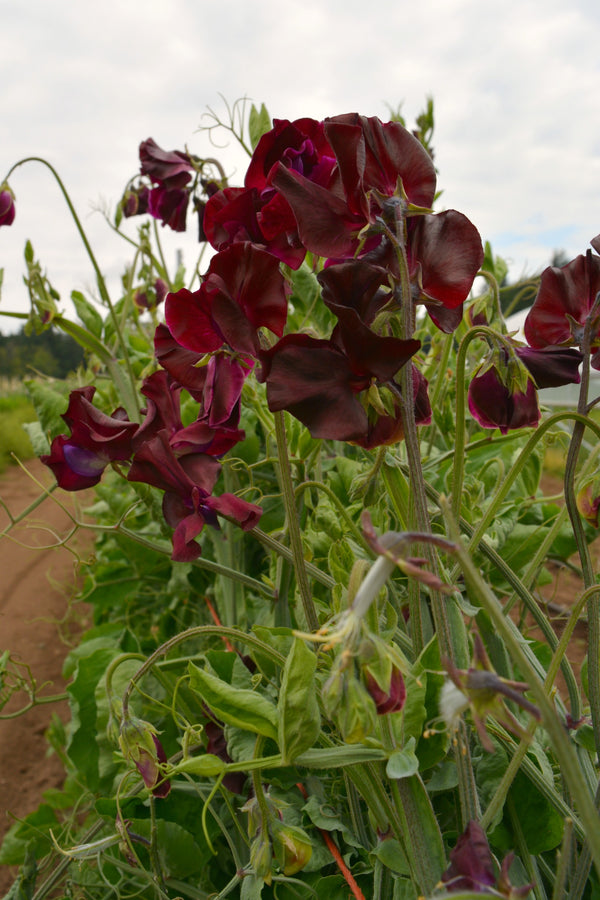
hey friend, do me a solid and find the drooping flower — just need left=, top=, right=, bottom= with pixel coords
left=127, top=430, right=261, bottom=561
left=139, top=137, right=195, bottom=231
left=139, top=138, right=194, bottom=189
left=524, top=243, right=600, bottom=367
left=468, top=343, right=582, bottom=434
left=41, top=386, right=138, bottom=490
left=0, top=186, right=16, bottom=227
left=260, top=316, right=421, bottom=446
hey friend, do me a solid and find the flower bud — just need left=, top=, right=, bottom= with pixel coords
left=323, top=655, right=376, bottom=742
left=270, top=821, right=313, bottom=876
left=0, top=187, right=16, bottom=227
left=249, top=832, right=273, bottom=884
left=119, top=716, right=170, bottom=797
left=577, top=474, right=600, bottom=528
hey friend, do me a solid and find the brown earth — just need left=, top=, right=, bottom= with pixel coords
left=0, top=459, right=93, bottom=894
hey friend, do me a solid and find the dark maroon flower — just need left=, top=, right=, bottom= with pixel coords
left=364, top=665, right=406, bottom=715
left=468, top=342, right=583, bottom=435
left=246, top=117, right=336, bottom=192
left=120, top=183, right=150, bottom=218
left=134, top=278, right=168, bottom=311
left=204, top=118, right=336, bottom=268
left=468, top=350, right=540, bottom=434
left=165, top=243, right=289, bottom=357
left=515, top=345, right=582, bottom=388
left=41, top=386, right=138, bottom=490
left=260, top=325, right=422, bottom=446
left=407, top=209, right=484, bottom=311
left=127, top=431, right=261, bottom=561
left=441, top=821, right=496, bottom=893
left=139, top=138, right=194, bottom=190
left=136, top=368, right=245, bottom=459
left=524, top=246, right=600, bottom=368
left=0, top=188, right=16, bottom=227
left=203, top=185, right=306, bottom=269
left=148, top=184, right=189, bottom=231
left=272, top=113, right=437, bottom=260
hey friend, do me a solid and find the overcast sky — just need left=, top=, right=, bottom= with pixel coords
left=1, top=0, right=600, bottom=333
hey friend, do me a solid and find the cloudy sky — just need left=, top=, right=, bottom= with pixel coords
left=1, top=0, right=599, bottom=333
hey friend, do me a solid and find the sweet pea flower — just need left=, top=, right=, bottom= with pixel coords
left=468, top=344, right=582, bottom=434
left=0, top=186, right=16, bottom=227
left=127, top=431, right=261, bottom=561
left=165, top=243, right=290, bottom=357
left=524, top=241, right=600, bottom=367
left=204, top=118, right=336, bottom=268
left=41, top=386, right=138, bottom=490
left=139, top=138, right=195, bottom=231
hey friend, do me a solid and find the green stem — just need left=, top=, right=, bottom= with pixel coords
left=442, top=497, right=600, bottom=879
left=4, top=156, right=140, bottom=419
left=273, top=411, right=318, bottom=630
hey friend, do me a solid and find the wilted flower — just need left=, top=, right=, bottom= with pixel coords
left=0, top=186, right=16, bottom=227
left=442, top=634, right=540, bottom=753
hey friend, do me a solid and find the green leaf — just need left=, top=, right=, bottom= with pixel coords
left=0, top=805, right=57, bottom=866
left=66, top=646, right=121, bottom=791
left=188, top=662, right=278, bottom=741
left=386, top=738, right=419, bottom=779
left=71, top=290, right=104, bottom=339
left=248, top=103, right=271, bottom=150
left=22, top=420, right=50, bottom=456
left=25, top=379, right=68, bottom=439
left=371, top=837, right=411, bottom=875
left=278, top=638, right=321, bottom=763
left=127, top=818, right=204, bottom=879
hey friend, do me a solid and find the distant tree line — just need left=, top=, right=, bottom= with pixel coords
left=0, top=326, right=84, bottom=378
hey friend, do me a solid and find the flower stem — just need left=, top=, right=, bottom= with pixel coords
left=273, top=410, right=318, bottom=631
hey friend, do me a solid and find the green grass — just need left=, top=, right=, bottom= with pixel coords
left=0, top=394, right=36, bottom=474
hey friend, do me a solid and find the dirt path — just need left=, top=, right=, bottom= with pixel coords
left=0, top=459, right=93, bottom=893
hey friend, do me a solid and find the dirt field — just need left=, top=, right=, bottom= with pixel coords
left=0, top=459, right=93, bottom=894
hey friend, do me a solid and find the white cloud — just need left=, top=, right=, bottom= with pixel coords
left=1, top=0, right=599, bottom=332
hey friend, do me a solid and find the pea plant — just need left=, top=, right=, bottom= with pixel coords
left=2, top=97, right=600, bottom=900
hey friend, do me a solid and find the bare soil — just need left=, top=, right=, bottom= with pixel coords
left=0, top=459, right=93, bottom=894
